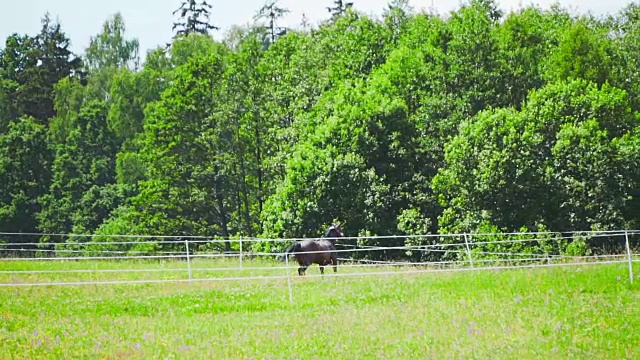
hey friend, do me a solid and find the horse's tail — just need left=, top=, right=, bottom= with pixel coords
left=280, top=242, right=301, bottom=262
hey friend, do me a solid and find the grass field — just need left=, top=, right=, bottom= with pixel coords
left=0, top=259, right=638, bottom=359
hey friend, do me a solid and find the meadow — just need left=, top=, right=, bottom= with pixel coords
left=0, top=259, right=638, bottom=359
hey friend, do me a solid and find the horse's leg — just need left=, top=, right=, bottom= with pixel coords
left=297, top=254, right=311, bottom=276
left=298, top=266, right=308, bottom=276
left=331, top=255, right=338, bottom=273
left=319, top=265, right=325, bottom=275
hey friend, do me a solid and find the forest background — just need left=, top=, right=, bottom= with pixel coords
left=1, top=0, right=639, bottom=259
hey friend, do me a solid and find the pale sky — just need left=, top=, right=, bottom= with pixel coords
left=0, top=0, right=636, bottom=57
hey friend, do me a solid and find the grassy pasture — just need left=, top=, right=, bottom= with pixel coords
left=0, top=258, right=638, bottom=359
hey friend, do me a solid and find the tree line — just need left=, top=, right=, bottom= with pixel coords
left=0, top=0, right=639, bottom=258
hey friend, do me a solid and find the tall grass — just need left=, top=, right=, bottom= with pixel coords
left=0, top=261, right=638, bottom=359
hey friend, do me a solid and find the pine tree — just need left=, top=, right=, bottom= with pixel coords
left=0, top=13, right=83, bottom=125
left=172, top=0, right=219, bottom=37
left=254, top=0, right=290, bottom=43
left=327, top=0, right=354, bottom=19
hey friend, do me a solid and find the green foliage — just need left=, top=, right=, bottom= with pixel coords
left=433, top=79, right=638, bottom=250
left=467, top=223, right=570, bottom=263
left=564, top=236, right=592, bottom=256
left=496, top=6, right=565, bottom=108
left=104, top=39, right=235, bottom=242
left=0, top=15, right=83, bottom=126
left=0, top=117, right=52, bottom=239
left=1, top=3, right=640, bottom=259
left=85, top=13, right=140, bottom=71
left=261, top=148, right=383, bottom=239
left=38, top=101, right=119, bottom=238
left=107, top=66, right=164, bottom=143
left=544, top=20, right=612, bottom=85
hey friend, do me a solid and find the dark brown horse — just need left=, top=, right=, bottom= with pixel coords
left=281, top=224, right=343, bottom=276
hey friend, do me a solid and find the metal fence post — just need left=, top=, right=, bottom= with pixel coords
left=285, top=254, right=294, bottom=304
left=463, top=233, right=474, bottom=268
left=625, top=230, right=634, bottom=284
left=185, top=239, right=192, bottom=281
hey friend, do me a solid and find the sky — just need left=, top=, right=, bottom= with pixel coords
left=0, top=0, right=636, bottom=57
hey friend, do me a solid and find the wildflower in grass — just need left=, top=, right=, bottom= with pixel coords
left=514, top=295, right=523, bottom=303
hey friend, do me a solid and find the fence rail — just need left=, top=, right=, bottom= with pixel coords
left=1, top=230, right=638, bottom=296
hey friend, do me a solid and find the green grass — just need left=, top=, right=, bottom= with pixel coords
left=0, top=259, right=638, bottom=359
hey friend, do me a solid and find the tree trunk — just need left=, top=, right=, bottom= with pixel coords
left=254, top=103, right=264, bottom=233
left=214, top=173, right=231, bottom=252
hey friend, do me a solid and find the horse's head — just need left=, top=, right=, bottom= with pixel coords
left=324, top=223, right=344, bottom=244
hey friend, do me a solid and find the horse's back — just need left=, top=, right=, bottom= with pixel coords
left=299, top=239, right=317, bottom=250
left=299, top=239, right=335, bottom=251
left=318, top=239, right=336, bottom=249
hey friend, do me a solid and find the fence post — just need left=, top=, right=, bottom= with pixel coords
left=463, top=233, right=474, bottom=268
left=285, top=254, right=294, bottom=305
left=625, top=230, right=634, bottom=284
left=185, top=239, right=192, bottom=281
left=239, top=236, right=243, bottom=269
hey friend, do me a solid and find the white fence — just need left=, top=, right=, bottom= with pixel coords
left=0, top=230, right=638, bottom=299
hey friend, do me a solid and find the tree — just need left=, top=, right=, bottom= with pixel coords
left=433, top=80, right=637, bottom=239
left=38, top=101, right=119, bottom=237
left=83, top=12, right=140, bottom=101
left=31, top=14, right=84, bottom=122
left=383, top=0, right=413, bottom=44
left=48, top=13, right=141, bottom=146
left=221, top=34, right=275, bottom=235
left=0, top=117, right=52, bottom=241
left=327, top=0, right=354, bottom=20
left=0, top=34, right=38, bottom=129
left=496, top=6, right=569, bottom=109
left=443, top=0, right=507, bottom=113
left=172, top=0, right=219, bottom=38
left=301, top=13, right=312, bottom=31
left=551, top=120, right=627, bottom=232
left=85, top=13, right=140, bottom=71
left=254, top=1, right=290, bottom=44
left=544, top=20, right=612, bottom=85
left=105, top=39, right=236, bottom=248
left=261, top=147, right=384, bottom=240
left=608, top=3, right=640, bottom=110
left=0, top=14, right=83, bottom=126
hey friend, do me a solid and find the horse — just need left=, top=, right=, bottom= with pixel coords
left=281, top=224, right=343, bottom=276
